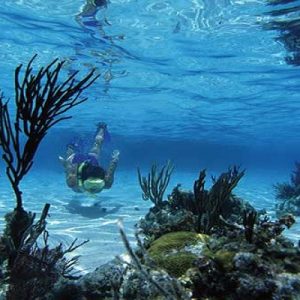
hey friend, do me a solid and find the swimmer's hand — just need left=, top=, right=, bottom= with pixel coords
left=58, top=156, right=65, bottom=162
left=112, top=149, right=120, bottom=160
left=58, top=156, right=67, bottom=166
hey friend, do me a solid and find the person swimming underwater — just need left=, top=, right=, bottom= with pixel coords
left=59, top=122, right=120, bottom=194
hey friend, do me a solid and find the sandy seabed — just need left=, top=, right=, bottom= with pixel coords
left=0, top=168, right=299, bottom=273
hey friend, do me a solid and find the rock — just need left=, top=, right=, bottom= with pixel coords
left=236, top=274, right=276, bottom=299
left=78, top=259, right=126, bottom=299
left=276, top=273, right=300, bottom=298
left=233, top=252, right=257, bottom=271
left=138, top=207, right=196, bottom=241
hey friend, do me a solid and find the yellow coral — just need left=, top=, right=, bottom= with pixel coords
left=213, top=250, right=235, bottom=271
left=148, top=231, right=209, bottom=255
left=148, top=231, right=209, bottom=277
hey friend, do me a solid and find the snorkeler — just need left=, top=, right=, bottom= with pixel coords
left=75, top=0, right=124, bottom=43
left=78, top=0, right=108, bottom=16
left=59, top=122, right=120, bottom=194
left=75, top=0, right=108, bottom=34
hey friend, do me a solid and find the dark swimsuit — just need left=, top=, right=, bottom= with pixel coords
left=72, top=153, right=98, bottom=166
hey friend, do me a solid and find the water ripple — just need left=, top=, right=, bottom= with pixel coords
left=0, top=0, right=299, bottom=145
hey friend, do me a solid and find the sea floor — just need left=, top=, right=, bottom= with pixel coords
left=0, top=168, right=299, bottom=274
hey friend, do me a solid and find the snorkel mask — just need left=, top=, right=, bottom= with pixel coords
left=83, top=177, right=105, bottom=194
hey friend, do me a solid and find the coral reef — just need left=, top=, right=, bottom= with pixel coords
left=147, top=231, right=208, bottom=277
left=49, top=167, right=300, bottom=300
left=49, top=223, right=190, bottom=300
left=170, top=167, right=246, bottom=233
left=185, top=213, right=300, bottom=299
left=7, top=228, right=88, bottom=299
left=138, top=167, right=254, bottom=242
left=274, top=162, right=300, bottom=216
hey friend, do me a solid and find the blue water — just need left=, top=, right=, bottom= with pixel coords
left=0, top=0, right=300, bottom=272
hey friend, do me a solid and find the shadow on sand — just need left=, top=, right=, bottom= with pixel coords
left=65, top=197, right=122, bottom=219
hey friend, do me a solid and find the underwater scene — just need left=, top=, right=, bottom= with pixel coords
left=0, top=0, right=300, bottom=299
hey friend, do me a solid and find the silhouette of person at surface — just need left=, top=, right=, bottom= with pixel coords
left=75, top=0, right=109, bottom=37
left=75, top=0, right=124, bottom=42
left=59, top=122, right=120, bottom=194
left=72, top=0, right=126, bottom=93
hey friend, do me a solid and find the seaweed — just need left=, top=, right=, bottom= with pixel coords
left=0, top=56, right=98, bottom=298
left=0, top=55, right=98, bottom=212
left=242, top=210, right=258, bottom=243
left=170, top=166, right=245, bottom=233
left=274, top=161, right=300, bottom=216
left=48, top=164, right=299, bottom=300
left=6, top=206, right=88, bottom=300
left=137, top=160, right=174, bottom=209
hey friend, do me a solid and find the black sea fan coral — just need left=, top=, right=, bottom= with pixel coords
left=0, top=55, right=97, bottom=260
left=169, top=166, right=245, bottom=234
left=0, top=56, right=98, bottom=298
left=0, top=55, right=98, bottom=212
left=137, top=160, right=174, bottom=208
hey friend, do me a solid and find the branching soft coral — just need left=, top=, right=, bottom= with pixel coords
left=274, top=162, right=300, bottom=216
left=0, top=56, right=98, bottom=299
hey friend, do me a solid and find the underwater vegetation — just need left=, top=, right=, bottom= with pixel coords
left=274, top=161, right=300, bottom=217
left=30, top=162, right=299, bottom=300
left=0, top=57, right=299, bottom=299
left=138, top=165, right=251, bottom=239
left=137, top=160, right=174, bottom=209
left=0, top=56, right=97, bottom=299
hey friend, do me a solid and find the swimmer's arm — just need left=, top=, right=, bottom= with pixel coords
left=58, top=156, right=65, bottom=163
left=59, top=155, right=74, bottom=169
